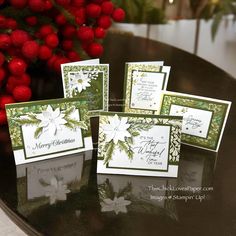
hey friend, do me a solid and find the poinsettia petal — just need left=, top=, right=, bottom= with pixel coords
left=53, top=108, right=60, bottom=119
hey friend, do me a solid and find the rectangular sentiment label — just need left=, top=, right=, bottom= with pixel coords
left=108, top=125, right=170, bottom=171
left=22, top=109, right=84, bottom=158
left=169, top=105, right=213, bottom=138
left=130, top=71, right=165, bottom=110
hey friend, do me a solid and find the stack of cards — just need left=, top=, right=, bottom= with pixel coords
left=5, top=60, right=231, bottom=180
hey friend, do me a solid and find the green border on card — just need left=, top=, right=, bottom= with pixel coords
left=62, top=65, right=109, bottom=115
left=98, top=112, right=182, bottom=170
left=123, top=64, right=167, bottom=114
left=160, top=94, right=229, bottom=151
left=6, top=98, right=91, bottom=159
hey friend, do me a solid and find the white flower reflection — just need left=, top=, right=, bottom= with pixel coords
left=45, top=177, right=70, bottom=205
left=101, top=114, right=131, bottom=144
left=36, top=105, right=66, bottom=136
left=101, top=196, right=131, bottom=215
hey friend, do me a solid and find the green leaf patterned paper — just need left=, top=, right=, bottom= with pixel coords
left=62, top=64, right=109, bottom=116
left=6, top=98, right=93, bottom=165
left=159, top=91, right=231, bottom=152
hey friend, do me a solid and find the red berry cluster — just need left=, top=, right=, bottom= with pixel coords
left=0, top=0, right=125, bottom=125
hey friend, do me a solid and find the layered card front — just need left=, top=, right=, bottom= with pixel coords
left=97, top=112, right=182, bottom=177
left=62, top=64, right=109, bottom=116
left=6, top=98, right=93, bottom=165
left=123, top=63, right=170, bottom=114
left=158, top=91, right=231, bottom=152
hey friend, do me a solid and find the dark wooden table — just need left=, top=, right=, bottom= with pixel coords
left=0, top=33, right=236, bottom=236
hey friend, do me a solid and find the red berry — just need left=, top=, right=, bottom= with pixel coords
left=0, top=34, right=11, bottom=49
left=97, top=15, right=112, bottom=29
left=0, top=15, right=6, bottom=28
left=7, top=74, right=31, bottom=92
left=72, top=0, right=84, bottom=7
left=39, top=24, right=54, bottom=38
left=11, top=30, right=30, bottom=47
left=94, top=27, right=106, bottom=39
left=53, top=57, right=70, bottom=73
left=112, top=8, right=125, bottom=22
left=86, top=3, right=101, bottom=18
left=0, top=67, right=6, bottom=81
left=87, top=42, right=104, bottom=57
left=101, top=1, right=114, bottom=15
left=8, top=58, right=27, bottom=76
left=22, top=40, right=39, bottom=59
left=38, top=45, right=52, bottom=60
left=0, top=95, right=15, bottom=109
left=13, top=85, right=32, bottom=102
left=62, top=40, right=73, bottom=51
left=10, top=0, right=28, bottom=9
left=45, top=33, right=59, bottom=48
left=47, top=55, right=58, bottom=69
left=0, top=52, right=5, bottom=66
left=55, top=14, right=67, bottom=25
left=77, top=26, right=94, bottom=42
left=55, top=0, right=70, bottom=6
left=61, top=24, right=76, bottom=38
left=44, top=0, right=53, bottom=10
left=6, top=18, right=18, bottom=29
left=25, top=16, right=38, bottom=26
left=0, top=110, right=7, bottom=125
left=29, top=0, right=45, bottom=12
left=67, top=51, right=81, bottom=61
left=75, top=8, right=86, bottom=25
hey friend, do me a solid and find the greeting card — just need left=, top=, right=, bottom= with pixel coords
left=158, top=91, right=231, bottom=152
left=97, top=112, right=182, bottom=177
left=6, top=98, right=93, bottom=165
left=62, top=64, right=109, bottom=116
left=123, top=63, right=170, bottom=114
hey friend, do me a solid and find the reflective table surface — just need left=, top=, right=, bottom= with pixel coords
left=0, top=33, right=236, bottom=236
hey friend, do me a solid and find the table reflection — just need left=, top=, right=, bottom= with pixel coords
left=16, top=151, right=92, bottom=217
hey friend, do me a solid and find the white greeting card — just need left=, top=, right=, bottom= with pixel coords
left=158, top=91, right=231, bottom=152
left=97, top=112, right=182, bottom=178
left=62, top=64, right=109, bottom=116
left=6, top=98, right=93, bottom=165
left=124, top=62, right=170, bottom=114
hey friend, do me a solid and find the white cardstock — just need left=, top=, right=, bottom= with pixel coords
left=108, top=126, right=170, bottom=171
left=130, top=71, right=165, bottom=110
left=169, top=105, right=213, bottom=138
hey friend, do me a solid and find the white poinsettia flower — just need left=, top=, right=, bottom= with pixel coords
left=69, top=71, right=91, bottom=93
left=45, top=177, right=70, bottom=205
left=101, top=114, right=131, bottom=144
left=36, top=105, right=66, bottom=136
left=101, top=196, right=131, bottom=215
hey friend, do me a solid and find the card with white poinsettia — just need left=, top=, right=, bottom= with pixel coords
left=61, top=64, right=109, bottom=116
left=123, top=63, right=170, bottom=114
left=97, top=112, right=183, bottom=178
left=6, top=98, right=93, bottom=165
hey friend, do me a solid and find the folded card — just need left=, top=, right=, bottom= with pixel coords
left=62, top=64, right=109, bottom=116
left=158, top=91, right=231, bottom=152
left=97, top=112, right=182, bottom=178
left=6, top=98, right=93, bottom=165
left=123, top=62, right=170, bottom=114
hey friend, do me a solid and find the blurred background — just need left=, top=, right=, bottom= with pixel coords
left=111, top=0, right=236, bottom=78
